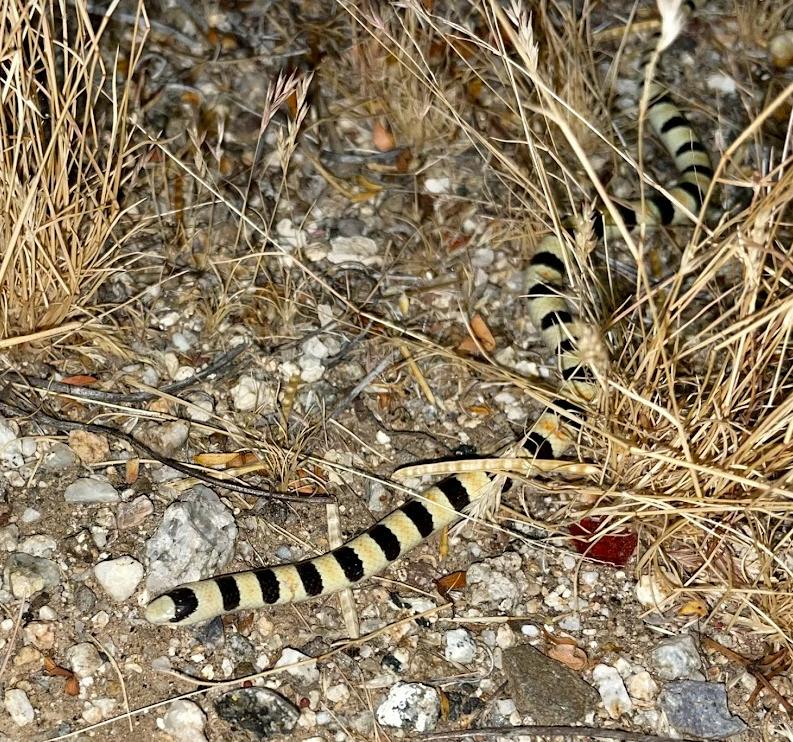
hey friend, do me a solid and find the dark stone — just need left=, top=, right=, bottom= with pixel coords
left=502, top=643, right=599, bottom=724
left=661, top=680, right=747, bottom=739
left=215, top=687, right=300, bottom=739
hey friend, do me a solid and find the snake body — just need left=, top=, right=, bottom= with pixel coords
left=145, top=2, right=712, bottom=627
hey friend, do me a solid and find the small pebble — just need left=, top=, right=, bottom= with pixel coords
left=628, top=670, right=659, bottom=701
left=67, top=642, right=104, bottom=679
left=274, top=648, right=320, bottom=684
left=64, top=477, right=120, bottom=504
left=4, top=688, right=35, bottom=726
left=4, top=554, right=60, bottom=598
left=22, top=621, right=55, bottom=650
left=592, top=664, right=633, bottom=719
left=18, top=535, right=57, bottom=558
left=651, top=634, right=704, bottom=681
left=444, top=628, right=476, bottom=664
left=116, top=495, right=154, bottom=529
left=158, top=699, right=207, bottom=742
left=376, top=682, right=440, bottom=732
left=94, top=556, right=144, bottom=602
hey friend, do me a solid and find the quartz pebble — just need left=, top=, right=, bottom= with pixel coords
left=4, top=688, right=34, bottom=726
left=64, top=477, right=120, bottom=504
left=376, top=682, right=440, bottom=732
left=4, top=553, right=60, bottom=598
left=274, top=647, right=320, bottom=684
left=651, top=634, right=704, bottom=681
left=67, top=642, right=104, bottom=678
left=592, top=664, right=633, bottom=719
left=444, top=628, right=476, bottom=664
left=159, top=699, right=208, bottom=742
left=94, top=556, right=144, bottom=601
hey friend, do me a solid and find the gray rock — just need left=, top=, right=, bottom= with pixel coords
left=3, top=553, right=61, bottom=598
left=502, top=643, right=599, bottom=724
left=136, top=420, right=190, bottom=457
left=215, top=687, right=299, bottom=739
left=651, top=633, right=705, bottom=680
left=64, top=477, right=120, bottom=504
left=661, top=680, right=746, bottom=738
left=41, top=442, right=78, bottom=471
left=145, top=485, right=237, bottom=594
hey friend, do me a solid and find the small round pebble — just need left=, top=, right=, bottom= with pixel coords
left=94, top=556, right=144, bottom=602
left=67, top=642, right=104, bottom=679
left=444, top=628, right=476, bottom=664
left=159, top=699, right=207, bottom=742
left=4, top=688, right=35, bottom=726
left=651, top=633, right=704, bottom=681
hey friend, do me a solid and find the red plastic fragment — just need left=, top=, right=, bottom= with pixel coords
left=568, top=517, right=638, bottom=567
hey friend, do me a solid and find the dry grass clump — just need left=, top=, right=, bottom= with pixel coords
left=347, top=1, right=793, bottom=643
left=0, top=0, right=146, bottom=345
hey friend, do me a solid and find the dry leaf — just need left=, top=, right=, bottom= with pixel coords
left=64, top=675, right=80, bottom=696
left=436, top=570, right=466, bottom=598
left=61, top=374, right=97, bottom=386
left=372, top=120, right=395, bottom=151
left=125, top=458, right=139, bottom=484
left=44, top=656, right=72, bottom=678
left=458, top=314, right=496, bottom=354
left=678, top=598, right=708, bottom=617
left=548, top=642, right=588, bottom=671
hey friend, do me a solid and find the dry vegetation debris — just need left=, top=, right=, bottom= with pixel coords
left=0, top=0, right=792, bottom=739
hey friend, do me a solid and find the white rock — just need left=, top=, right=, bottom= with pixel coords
left=302, top=336, right=330, bottom=360
left=0, top=418, right=36, bottom=467
left=4, top=554, right=60, bottom=598
left=23, top=621, right=56, bottom=650
left=635, top=574, right=672, bottom=608
left=592, top=663, right=633, bottom=719
left=326, top=684, right=350, bottom=703
left=444, top=628, right=476, bottom=664
left=81, top=698, right=116, bottom=724
left=4, top=688, right=34, bottom=725
left=18, top=535, right=57, bottom=558
left=230, top=377, right=275, bottom=412
left=94, top=556, right=144, bottom=601
left=424, top=176, right=450, bottom=194
left=64, top=477, right=120, bottom=504
left=298, top=354, right=324, bottom=383
left=0, top=525, right=19, bottom=551
left=651, top=633, right=705, bottom=681
left=274, top=648, right=320, bottom=684
left=20, top=508, right=41, bottom=524
left=627, top=670, right=659, bottom=701
left=376, top=682, right=440, bottom=732
left=707, top=73, right=736, bottom=94
left=67, top=642, right=104, bottom=678
left=276, top=218, right=306, bottom=250
left=327, top=236, right=381, bottom=267
left=158, top=699, right=207, bottom=742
